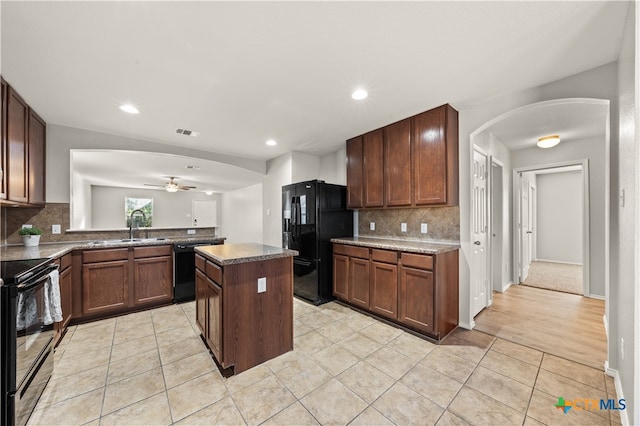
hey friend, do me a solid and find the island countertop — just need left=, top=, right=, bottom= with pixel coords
left=331, top=236, right=460, bottom=254
left=195, top=243, right=298, bottom=266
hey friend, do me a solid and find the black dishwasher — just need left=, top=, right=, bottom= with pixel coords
left=173, top=240, right=223, bottom=302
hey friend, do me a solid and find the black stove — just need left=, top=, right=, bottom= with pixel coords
left=0, top=258, right=51, bottom=285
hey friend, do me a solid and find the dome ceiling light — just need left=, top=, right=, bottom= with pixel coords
left=351, top=88, right=368, bottom=100
left=537, top=135, right=561, bottom=149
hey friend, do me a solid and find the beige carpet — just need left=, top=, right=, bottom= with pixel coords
left=522, top=261, right=583, bottom=295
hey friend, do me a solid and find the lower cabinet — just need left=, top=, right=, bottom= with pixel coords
left=333, top=243, right=458, bottom=340
left=77, top=245, right=173, bottom=319
left=195, top=268, right=222, bottom=361
left=54, top=253, right=73, bottom=346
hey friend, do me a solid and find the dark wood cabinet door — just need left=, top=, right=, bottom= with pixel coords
left=133, top=256, right=172, bottom=306
left=413, top=105, right=458, bottom=206
left=60, top=266, right=73, bottom=330
left=195, top=269, right=207, bottom=335
left=370, top=261, right=398, bottom=320
left=333, top=254, right=349, bottom=301
left=399, top=265, right=434, bottom=333
left=346, top=136, right=363, bottom=209
left=1, top=78, right=7, bottom=200
left=6, top=87, right=29, bottom=203
left=348, top=257, right=370, bottom=309
left=206, top=277, right=223, bottom=362
left=363, top=129, right=384, bottom=207
left=82, top=260, right=129, bottom=315
left=27, top=110, right=45, bottom=205
left=384, top=119, right=412, bottom=207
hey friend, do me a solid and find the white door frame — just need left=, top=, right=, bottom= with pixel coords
left=512, top=159, right=590, bottom=296
left=490, top=158, right=505, bottom=295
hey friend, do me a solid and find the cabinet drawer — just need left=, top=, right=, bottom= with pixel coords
left=371, top=249, right=397, bottom=264
left=83, top=248, right=129, bottom=263
left=400, top=252, right=433, bottom=270
left=134, top=245, right=171, bottom=259
left=60, top=253, right=72, bottom=271
left=195, top=254, right=206, bottom=272
left=333, top=244, right=369, bottom=259
left=205, top=260, right=222, bottom=285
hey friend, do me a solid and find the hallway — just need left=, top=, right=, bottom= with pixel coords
left=474, top=285, right=606, bottom=370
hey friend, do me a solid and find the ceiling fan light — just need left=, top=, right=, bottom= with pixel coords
left=165, top=184, right=179, bottom=193
left=537, top=135, right=560, bottom=149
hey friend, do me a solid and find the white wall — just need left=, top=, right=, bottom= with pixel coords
left=220, top=183, right=263, bottom=244
left=511, top=136, right=605, bottom=297
left=71, top=171, right=92, bottom=229
left=535, top=172, right=582, bottom=264
left=91, top=186, right=221, bottom=229
left=262, top=153, right=292, bottom=247
left=458, top=61, right=618, bottom=329
left=291, top=151, right=320, bottom=183
left=318, top=147, right=347, bottom=185
left=612, top=3, right=638, bottom=424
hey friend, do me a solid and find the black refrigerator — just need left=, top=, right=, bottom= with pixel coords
left=283, top=180, right=353, bottom=305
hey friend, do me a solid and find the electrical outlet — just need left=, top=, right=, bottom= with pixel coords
left=21, top=224, right=33, bottom=230
left=401, top=223, right=407, bottom=232
left=620, top=338, right=625, bottom=359
left=187, top=229, right=196, bottom=235
left=370, top=222, right=375, bottom=231
left=52, top=224, right=61, bottom=234
left=257, top=277, right=266, bottom=293
left=420, top=223, right=428, bottom=233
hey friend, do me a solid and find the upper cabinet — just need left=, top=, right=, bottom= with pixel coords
left=346, top=104, right=458, bottom=209
left=1, top=79, right=46, bottom=207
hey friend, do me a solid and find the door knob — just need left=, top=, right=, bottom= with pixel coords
left=526, top=231, right=533, bottom=234
left=474, top=241, right=481, bottom=245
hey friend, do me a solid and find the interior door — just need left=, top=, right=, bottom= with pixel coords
left=471, top=149, right=488, bottom=317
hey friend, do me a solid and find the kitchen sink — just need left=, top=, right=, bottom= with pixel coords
left=87, top=237, right=168, bottom=245
left=119, top=238, right=143, bottom=242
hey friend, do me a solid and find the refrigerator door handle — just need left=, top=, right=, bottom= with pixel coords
left=291, top=199, right=297, bottom=243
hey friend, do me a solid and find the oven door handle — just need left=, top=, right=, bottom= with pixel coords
left=17, top=265, right=59, bottom=293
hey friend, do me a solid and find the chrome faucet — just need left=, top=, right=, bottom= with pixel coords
left=129, top=208, right=147, bottom=240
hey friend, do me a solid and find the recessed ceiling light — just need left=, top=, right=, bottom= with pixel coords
left=119, top=104, right=139, bottom=114
left=266, top=139, right=277, bottom=146
left=537, top=135, right=561, bottom=149
left=351, top=88, right=368, bottom=100
left=204, top=191, right=214, bottom=196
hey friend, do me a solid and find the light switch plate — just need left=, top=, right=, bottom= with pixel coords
left=421, top=223, right=428, bottom=234
left=258, top=277, right=266, bottom=293
left=52, top=224, right=61, bottom=234
left=401, top=223, right=407, bottom=232
left=370, top=222, right=375, bottom=231
left=187, top=229, right=196, bottom=235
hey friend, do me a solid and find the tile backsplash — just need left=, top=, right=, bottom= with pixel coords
left=1, top=203, right=217, bottom=245
left=358, top=206, right=459, bottom=241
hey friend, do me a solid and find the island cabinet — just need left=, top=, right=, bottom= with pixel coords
left=75, top=245, right=173, bottom=320
left=54, top=252, right=73, bottom=346
left=333, top=242, right=458, bottom=341
left=195, top=243, right=295, bottom=375
left=345, top=103, right=458, bottom=209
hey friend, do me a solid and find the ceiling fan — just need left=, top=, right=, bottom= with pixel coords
left=144, top=177, right=196, bottom=192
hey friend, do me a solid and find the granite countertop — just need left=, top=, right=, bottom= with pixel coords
left=195, top=243, right=298, bottom=266
left=331, top=236, right=460, bottom=254
left=0, top=237, right=227, bottom=261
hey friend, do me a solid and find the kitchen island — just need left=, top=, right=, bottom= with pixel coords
left=194, top=243, right=297, bottom=375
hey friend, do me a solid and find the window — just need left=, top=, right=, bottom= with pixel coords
left=125, top=197, right=153, bottom=227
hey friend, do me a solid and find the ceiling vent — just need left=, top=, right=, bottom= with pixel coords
left=176, top=128, right=199, bottom=137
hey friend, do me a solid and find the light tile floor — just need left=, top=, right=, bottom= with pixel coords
left=28, top=299, right=621, bottom=425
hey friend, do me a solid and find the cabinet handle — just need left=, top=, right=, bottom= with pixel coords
left=474, top=241, right=481, bottom=245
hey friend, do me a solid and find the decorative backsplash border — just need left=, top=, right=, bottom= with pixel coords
left=357, top=206, right=460, bottom=241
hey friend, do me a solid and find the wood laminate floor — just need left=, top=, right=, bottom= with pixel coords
left=474, top=285, right=607, bottom=370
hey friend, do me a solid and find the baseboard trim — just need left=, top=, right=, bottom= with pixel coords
left=458, top=320, right=475, bottom=330
left=535, top=258, right=583, bottom=266
left=501, top=281, right=513, bottom=292
left=603, top=314, right=608, bottom=339
left=604, top=366, right=630, bottom=425
left=588, top=294, right=605, bottom=300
